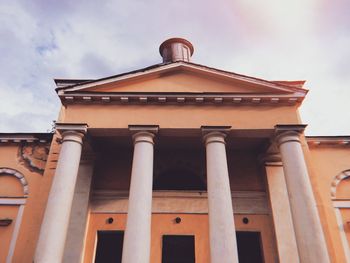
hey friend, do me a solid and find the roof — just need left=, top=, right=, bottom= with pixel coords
left=54, top=61, right=307, bottom=92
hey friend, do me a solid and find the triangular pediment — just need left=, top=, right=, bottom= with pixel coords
left=57, top=62, right=307, bottom=96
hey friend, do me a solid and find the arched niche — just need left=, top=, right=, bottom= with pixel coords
left=0, top=168, right=28, bottom=197
left=331, top=169, right=350, bottom=262
left=331, top=170, right=350, bottom=200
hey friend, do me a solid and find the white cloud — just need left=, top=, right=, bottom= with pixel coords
left=0, top=0, right=349, bottom=135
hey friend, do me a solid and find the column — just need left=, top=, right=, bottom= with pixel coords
left=63, top=155, right=94, bottom=263
left=34, top=124, right=88, bottom=263
left=122, top=126, right=157, bottom=263
left=203, top=129, right=239, bottom=263
left=263, top=154, right=299, bottom=263
left=276, top=126, right=330, bottom=263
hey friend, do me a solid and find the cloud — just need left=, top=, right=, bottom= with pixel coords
left=0, top=0, right=349, bottom=135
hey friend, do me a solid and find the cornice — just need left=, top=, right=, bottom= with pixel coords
left=0, top=133, right=52, bottom=144
left=307, top=136, right=350, bottom=147
left=56, top=62, right=308, bottom=94
left=59, top=92, right=304, bottom=106
left=55, top=123, right=88, bottom=135
left=275, top=124, right=307, bottom=134
left=129, top=125, right=159, bottom=135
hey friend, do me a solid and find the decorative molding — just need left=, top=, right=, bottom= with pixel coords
left=331, top=170, right=350, bottom=199
left=56, top=62, right=307, bottom=95
left=18, top=143, right=50, bottom=174
left=0, top=134, right=52, bottom=144
left=59, top=93, right=304, bottom=106
left=55, top=123, right=88, bottom=135
left=201, top=126, right=231, bottom=135
left=275, top=124, right=307, bottom=134
left=0, top=198, right=27, bottom=205
left=307, top=137, right=350, bottom=147
left=333, top=201, right=350, bottom=208
left=259, top=153, right=282, bottom=166
left=0, top=168, right=29, bottom=197
left=274, top=124, right=307, bottom=147
left=128, top=125, right=159, bottom=135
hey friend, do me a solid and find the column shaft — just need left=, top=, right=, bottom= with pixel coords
left=277, top=132, right=330, bottom=263
left=264, top=157, right=299, bottom=262
left=34, top=131, right=85, bottom=263
left=63, top=161, right=94, bottom=263
left=204, top=132, right=239, bottom=263
left=122, top=132, right=155, bottom=263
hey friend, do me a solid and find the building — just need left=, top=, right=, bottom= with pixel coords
left=0, top=38, right=349, bottom=263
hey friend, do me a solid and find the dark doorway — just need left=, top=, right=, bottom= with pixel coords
left=236, top=231, right=264, bottom=263
left=162, top=235, right=195, bottom=263
left=94, top=231, right=124, bottom=263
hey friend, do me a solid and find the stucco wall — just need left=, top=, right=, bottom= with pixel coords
left=0, top=139, right=59, bottom=263
left=307, top=145, right=350, bottom=263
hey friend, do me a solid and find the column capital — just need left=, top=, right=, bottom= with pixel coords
left=129, top=125, right=158, bottom=145
left=55, top=123, right=88, bottom=145
left=201, top=126, right=231, bottom=146
left=274, top=124, right=307, bottom=147
left=55, top=123, right=88, bottom=134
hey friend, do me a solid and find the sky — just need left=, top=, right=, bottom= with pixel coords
left=0, top=0, right=349, bottom=135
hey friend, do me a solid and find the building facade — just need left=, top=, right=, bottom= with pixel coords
left=0, top=38, right=349, bottom=263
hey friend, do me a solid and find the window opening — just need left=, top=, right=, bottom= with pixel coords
left=94, top=231, right=124, bottom=263
left=162, top=235, right=195, bottom=263
left=236, top=231, right=263, bottom=263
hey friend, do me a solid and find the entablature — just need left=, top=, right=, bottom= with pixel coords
left=58, top=92, right=304, bottom=106
left=0, top=133, right=52, bottom=144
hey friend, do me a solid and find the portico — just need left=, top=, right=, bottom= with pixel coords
left=33, top=125, right=330, bottom=263
left=32, top=38, right=332, bottom=263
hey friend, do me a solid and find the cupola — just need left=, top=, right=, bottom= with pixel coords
left=159, top=38, right=194, bottom=63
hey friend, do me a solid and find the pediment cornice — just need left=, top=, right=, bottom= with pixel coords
left=55, top=61, right=308, bottom=106
left=56, top=62, right=307, bottom=93
left=58, top=91, right=304, bottom=106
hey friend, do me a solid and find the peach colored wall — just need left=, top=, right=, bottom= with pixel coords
left=84, top=213, right=277, bottom=263
left=306, top=145, right=350, bottom=263
left=0, top=176, right=23, bottom=196
left=83, top=71, right=285, bottom=94
left=0, top=206, right=19, bottom=263
left=336, top=177, right=350, bottom=199
left=63, top=104, right=300, bottom=130
left=0, top=140, right=59, bottom=263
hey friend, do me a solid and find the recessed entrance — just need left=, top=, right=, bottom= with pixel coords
left=162, top=235, right=195, bottom=263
